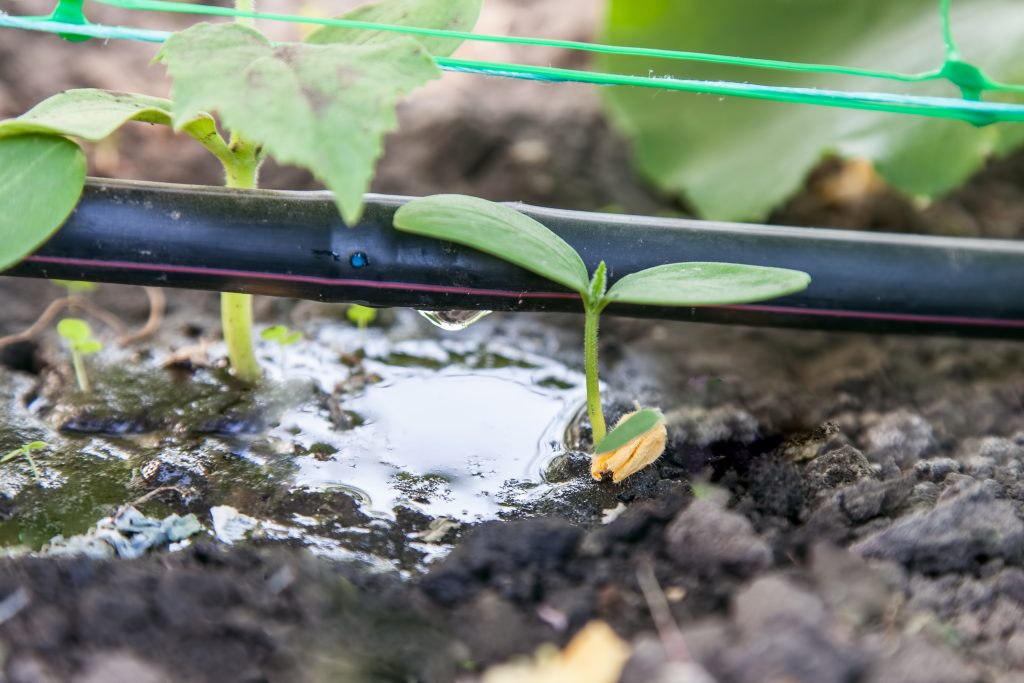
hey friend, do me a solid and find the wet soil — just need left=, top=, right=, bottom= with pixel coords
left=4, top=1, right=1024, bottom=681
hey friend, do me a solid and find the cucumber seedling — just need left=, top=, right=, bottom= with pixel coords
left=0, top=441, right=48, bottom=483
left=0, top=0, right=483, bottom=383
left=394, top=195, right=811, bottom=481
left=57, top=317, right=103, bottom=393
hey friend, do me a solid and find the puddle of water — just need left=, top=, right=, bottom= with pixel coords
left=279, top=367, right=584, bottom=521
left=0, top=310, right=590, bottom=568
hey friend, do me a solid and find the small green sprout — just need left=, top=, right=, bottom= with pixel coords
left=260, top=324, right=303, bottom=347
left=57, top=317, right=103, bottom=393
left=346, top=304, right=378, bottom=330
left=394, top=194, right=811, bottom=480
left=1, top=441, right=48, bottom=483
left=261, top=324, right=302, bottom=373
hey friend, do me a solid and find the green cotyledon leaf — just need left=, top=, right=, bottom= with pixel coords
left=393, top=194, right=591, bottom=295
left=600, top=0, right=1024, bottom=221
left=305, top=0, right=483, bottom=57
left=156, top=22, right=440, bottom=224
left=0, top=135, right=86, bottom=272
left=57, top=318, right=93, bottom=343
left=0, top=89, right=230, bottom=160
left=604, top=262, right=810, bottom=307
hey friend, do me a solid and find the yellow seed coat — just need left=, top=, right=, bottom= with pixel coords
left=590, top=410, right=667, bottom=482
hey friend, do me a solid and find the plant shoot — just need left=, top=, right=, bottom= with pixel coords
left=57, top=317, right=103, bottom=392
left=394, top=194, right=811, bottom=480
left=0, top=441, right=48, bottom=483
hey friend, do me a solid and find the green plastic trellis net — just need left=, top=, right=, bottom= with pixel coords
left=1, top=0, right=1023, bottom=127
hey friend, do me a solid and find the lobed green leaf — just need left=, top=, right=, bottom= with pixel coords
left=393, top=194, right=591, bottom=294
left=595, top=407, right=664, bottom=454
left=305, top=0, right=483, bottom=57
left=0, top=135, right=86, bottom=272
left=604, top=262, right=810, bottom=307
left=157, top=23, right=440, bottom=224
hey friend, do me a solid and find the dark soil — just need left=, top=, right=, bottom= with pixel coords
left=4, top=2, right=1024, bottom=682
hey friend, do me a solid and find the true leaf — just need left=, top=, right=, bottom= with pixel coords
left=0, top=135, right=86, bottom=272
left=0, top=89, right=228, bottom=158
left=57, top=318, right=92, bottom=342
left=604, top=262, right=810, bottom=307
left=587, top=261, right=608, bottom=306
left=305, top=0, right=482, bottom=57
left=393, top=194, right=591, bottom=294
left=157, top=23, right=440, bottom=224
left=600, top=0, right=1024, bottom=221
left=595, top=407, right=664, bottom=455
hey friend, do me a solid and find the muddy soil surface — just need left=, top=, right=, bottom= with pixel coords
left=4, top=1, right=1024, bottom=682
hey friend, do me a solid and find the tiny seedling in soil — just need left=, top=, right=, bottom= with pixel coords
left=1, top=441, right=48, bottom=483
left=346, top=304, right=378, bottom=330
left=260, top=324, right=303, bottom=348
left=394, top=195, right=811, bottom=481
left=57, top=317, right=103, bottom=393
left=261, top=324, right=302, bottom=372
left=0, top=0, right=483, bottom=383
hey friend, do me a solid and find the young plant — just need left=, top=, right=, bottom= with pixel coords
left=261, top=324, right=302, bottom=372
left=0, top=441, right=48, bottom=483
left=394, top=195, right=811, bottom=481
left=346, top=304, right=378, bottom=330
left=0, top=0, right=483, bottom=383
left=57, top=317, right=103, bottom=392
left=261, top=324, right=303, bottom=347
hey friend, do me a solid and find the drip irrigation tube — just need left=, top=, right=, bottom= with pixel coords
left=5, top=178, right=1024, bottom=338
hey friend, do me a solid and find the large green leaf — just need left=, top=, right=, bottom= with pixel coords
left=156, top=23, right=440, bottom=224
left=600, top=0, right=1024, bottom=221
left=604, top=262, right=810, bottom=307
left=393, top=194, right=591, bottom=294
left=0, top=135, right=86, bottom=271
left=0, top=89, right=229, bottom=158
left=305, top=0, right=482, bottom=57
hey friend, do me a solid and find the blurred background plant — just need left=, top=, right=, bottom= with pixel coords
left=600, top=0, right=1024, bottom=222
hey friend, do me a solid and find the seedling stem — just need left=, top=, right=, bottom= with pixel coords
left=584, top=303, right=606, bottom=443
left=217, top=58, right=264, bottom=383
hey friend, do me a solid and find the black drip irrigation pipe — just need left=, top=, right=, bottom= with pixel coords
left=5, top=178, right=1024, bottom=338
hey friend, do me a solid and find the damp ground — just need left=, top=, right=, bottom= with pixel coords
left=0, top=297, right=635, bottom=572
left=4, top=282, right=1024, bottom=682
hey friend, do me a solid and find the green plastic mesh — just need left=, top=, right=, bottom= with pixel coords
left=0, top=0, right=1023, bottom=125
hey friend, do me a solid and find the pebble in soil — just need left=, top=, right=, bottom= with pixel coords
left=0, top=310, right=666, bottom=571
